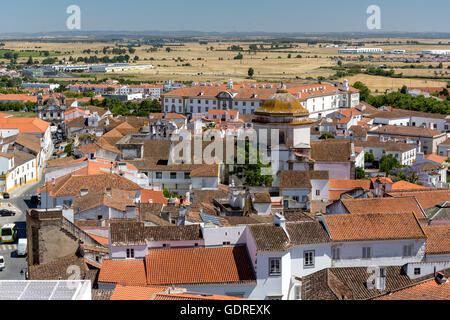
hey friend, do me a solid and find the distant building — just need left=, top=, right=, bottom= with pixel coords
left=162, top=79, right=360, bottom=119
left=338, top=48, right=383, bottom=54
left=422, top=50, right=450, bottom=56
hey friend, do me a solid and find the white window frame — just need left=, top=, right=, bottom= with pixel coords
left=269, top=258, right=281, bottom=276
left=304, top=250, right=315, bottom=268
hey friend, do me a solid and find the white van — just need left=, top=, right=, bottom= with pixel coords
left=0, top=256, right=5, bottom=271
left=17, top=239, right=27, bottom=257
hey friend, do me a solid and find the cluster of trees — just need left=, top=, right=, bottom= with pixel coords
left=89, top=98, right=161, bottom=117
left=229, top=141, right=273, bottom=187
left=0, top=101, right=36, bottom=112
left=353, top=81, right=450, bottom=115
left=68, top=55, right=132, bottom=64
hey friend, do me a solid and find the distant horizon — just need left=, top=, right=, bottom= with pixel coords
left=0, top=0, right=448, bottom=35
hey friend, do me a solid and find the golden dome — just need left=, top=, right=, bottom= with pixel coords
left=255, top=88, right=309, bottom=116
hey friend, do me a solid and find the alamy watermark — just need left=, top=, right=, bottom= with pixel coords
left=172, top=128, right=280, bottom=176
left=367, top=5, right=381, bottom=30
left=66, top=5, right=81, bottom=30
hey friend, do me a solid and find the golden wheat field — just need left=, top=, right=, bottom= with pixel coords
left=2, top=39, right=450, bottom=91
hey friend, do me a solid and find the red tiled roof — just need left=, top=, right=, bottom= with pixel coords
left=424, top=154, right=448, bottom=165
left=387, top=189, right=450, bottom=209
left=323, top=213, right=427, bottom=242
left=86, top=233, right=109, bottom=245
left=145, top=246, right=255, bottom=285
left=422, top=225, right=450, bottom=255
left=376, top=279, right=450, bottom=300
left=110, top=285, right=170, bottom=300
left=329, top=180, right=372, bottom=191
left=391, top=181, right=429, bottom=191
left=340, top=197, right=425, bottom=219
left=140, top=189, right=167, bottom=205
left=0, top=118, right=50, bottom=134
left=98, top=260, right=147, bottom=285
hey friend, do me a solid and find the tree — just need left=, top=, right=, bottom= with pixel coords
left=365, top=152, right=375, bottom=163
left=400, top=85, right=408, bottom=94
left=163, top=188, right=178, bottom=199
left=234, top=53, right=243, bottom=60
left=353, top=81, right=371, bottom=101
left=64, top=143, right=73, bottom=156
left=26, top=56, right=33, bottom=65
left=166, top=47, right=171, bottom=53
left=248, top=67, right=254, bottom=78
left=379, top=155, right=400, bottom=175
left=230, top=141, right=273, bottom=187
left=356, top=167, right=366, bottom=180
left=319, top=133, right=335, bottom=140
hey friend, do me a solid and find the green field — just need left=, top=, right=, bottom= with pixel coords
left=0, top=49, right=61, bottom=58
left=4, top=111, right=37, bottom=118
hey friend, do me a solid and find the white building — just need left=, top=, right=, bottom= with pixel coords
left=353, top=140, right=417, bottom=166
left=21, top=83, right=60, bottom=90
left=422, top=50, right=450, bottom=56
left=162, top=79, right=360, bottom=119
left=338, top=48, right=383, bottom=54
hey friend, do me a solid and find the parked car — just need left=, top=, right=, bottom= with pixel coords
left=2, top=193, right=10, bottom=199
left=0, top=256, right=4, bottom=271
left=0, top=210, right=14, bottom=217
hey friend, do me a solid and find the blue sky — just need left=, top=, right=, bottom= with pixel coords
left=0, top=0, right=448, bottom=33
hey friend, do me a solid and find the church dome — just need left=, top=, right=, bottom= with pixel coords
left=45, top=95, right=60, bottom=107
left=255, top=87, right=309, bottom=117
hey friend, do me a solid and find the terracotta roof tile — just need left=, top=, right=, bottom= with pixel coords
left=311, top=140, right=353, bottom=162
left=376, top=279, right=450, bottom=300
left=391, top=181, right=429, bottom=190
left=145, top=246, right=255, bottom=285
left=323, top=212, right=427, bottom=242
left=387, top=189, right=450, bottom=209
left=422, top=225, right=450, bottom=255
left=98, top=259, right=147, bottom=285
left=109, top=221, right=202, bottom=246
left=110, top=285, right=170, bottom=300
left=340, top=197, right=425, bottom=219
left=280, top=170, right=328, bottom=189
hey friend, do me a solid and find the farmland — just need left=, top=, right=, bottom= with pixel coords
left=1, top=38, right=450, bottom=92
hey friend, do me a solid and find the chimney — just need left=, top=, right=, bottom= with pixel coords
left=367, top=267, right=386, bottom=290
left=435, top=272, right=448, bottom=285
left=274, top=213, right=290, bottom=241
left=106, top=188, right=112, bottom=197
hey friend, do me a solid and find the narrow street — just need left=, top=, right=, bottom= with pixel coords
left=0, top=178, right=45, bottom=280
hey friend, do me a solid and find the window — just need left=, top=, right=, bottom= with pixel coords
left=403, top=244, right=413, bottom=257
left=414, top=268, right=421, bottom=275
left=63, top=200, right=73, bottom=207
left=223, top=241, right=231, bottom=246
left=170, top=172, right=177, bottom=180
left=304, top=251, right=315, bottom=268
left=126, top=248, right=134, bottom=259
left=316, top=190, right=320, bottom=196
left=162, top=244, right=170, bottom=248
left=269, top=258, right=281, bottom=276
left=332, top=247, right=340, bottom=260
left=292, top=196, right=299, bottom=202
left=156, top=172, right=162, bottom=179
left=362, top=247, right=372, bottom=259
left=184, top=172, right=190, bottom=180
left=302, top=196, right=308, bottom=202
